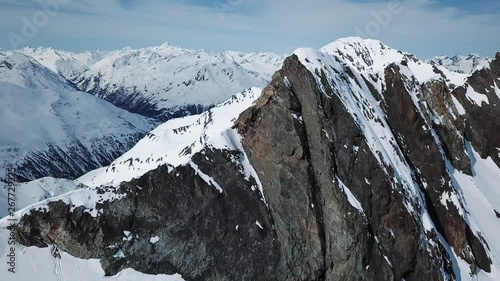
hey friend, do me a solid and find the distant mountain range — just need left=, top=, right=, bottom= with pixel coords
left=19, top=44, right=285, bottom=120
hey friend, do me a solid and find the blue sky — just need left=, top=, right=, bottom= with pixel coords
left=0, top=0, right=498, bottom=58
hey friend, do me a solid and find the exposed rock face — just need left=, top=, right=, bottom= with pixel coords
left=451, top=54, right=500, bottom=168
left=420, top=79, right=470, bottom=174
left=14, top=43, right=500, bottom=281
left=382, top=64, right=488, bottom=271
left=237, top=56, right=445, bottom=280
left=17, top=149, right=281, bottom=281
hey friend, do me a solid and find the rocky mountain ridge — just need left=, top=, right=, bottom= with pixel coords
left=2, top=38, right=500, bottom=281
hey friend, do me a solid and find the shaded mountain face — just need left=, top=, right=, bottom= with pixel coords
left=0, top=52, right=155, bottom=217
left=10, top=39, right=500, bottom=281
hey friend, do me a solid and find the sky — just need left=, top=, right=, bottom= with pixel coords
left=0, top=0, right=498, bottom=58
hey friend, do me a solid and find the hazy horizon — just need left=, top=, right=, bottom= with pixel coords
left=1, top=0, right=499, bottom=58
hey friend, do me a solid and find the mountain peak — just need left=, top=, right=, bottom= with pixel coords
left=323, top=36, right=385, bottom=48
left=294, top=37, right=409, bottom=74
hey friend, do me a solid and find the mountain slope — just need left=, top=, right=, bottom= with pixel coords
left=0, top=51, right=75, bottom=90
left=5, top=38, right=500, bottom=281
left=0, top=52, right=155, bottom=218
left=77, top=87, right=262, bottom=188
left=0, top=81, right=155, bottom=215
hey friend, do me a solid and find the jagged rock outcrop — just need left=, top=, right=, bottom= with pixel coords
left=16, top=149, right=281, bottom=281
left=451, top=52, right=500, bottom=168
left=237, top=56, right=446, bottom=280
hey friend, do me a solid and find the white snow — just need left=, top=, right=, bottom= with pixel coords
left=20, top=47, right=104, bottom=79
left=149, top=236, right=160, bottom=244
left=465, top=85, right=489, bottom=106
left=451, top=95, right=466, bottom=115
left=78, top=88, right=262, bottom=190
left=113, top=250, right=125, bottom=260
left=0, top=51, right=74, bottom=90
left=294, top=37, right=500, bottom=280
left=383, top=255, right=392, bottom=267
left=0, top=178, right=81, bottom=217
left=255, top=221, right=264, bottom=230
left=189, top=162, right=223, bottom=193
left=0, top=78, right=153, bottom=217
left=294, top=45, right=423, bottom=218
left=444, top=143, right=500, bottom=280
left=2, top=38, right=499, bottom=281
left=439, top=191, right=464, bottom=216
left=336, top=176, right=364, bottom=213
left=9, top=184, right=125, bottom=219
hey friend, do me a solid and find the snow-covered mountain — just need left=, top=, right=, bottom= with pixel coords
left=0, top=50, right=155, bottom=217
left=69, top=43, right=284, bottom=120
left=2, top=38, right=500, bottom=281
left=0, top=88, right=260, bottom=281
left=78, top=87, right=262, bottom=188
left=0, top=50, right=75, bottom=90
left=429, top=54, right=491, bottom=74
left=19, top=44, right=283, bottom=120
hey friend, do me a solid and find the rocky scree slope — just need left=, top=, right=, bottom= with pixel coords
left=10, top=38, right=500, bottom=281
